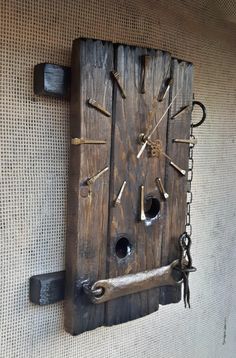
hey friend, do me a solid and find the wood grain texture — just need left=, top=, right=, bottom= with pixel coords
left=64, top=39, right=113, bottom=335
left=64, top=39, right=193, bottom=335
left=160, top=59, right=193, bottom=305
left=106, top=45, right=171, bottom=325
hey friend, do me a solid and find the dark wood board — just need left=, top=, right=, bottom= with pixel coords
left=160, top=59, right=193, bottom=305
left=64, top=39, right=114, bottom=335
left=34, top=63, right=71, bottom=99
left=30, top=271, right=65, bottom=305
left=105, top=45, right=171, bottom=325
left=64, top=39, right=193, bottom=335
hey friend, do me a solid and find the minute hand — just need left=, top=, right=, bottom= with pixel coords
left=137, top=88, right=182, bottom=159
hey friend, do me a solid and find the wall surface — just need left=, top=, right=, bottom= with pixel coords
left=1, top=1, right=236, bottom=357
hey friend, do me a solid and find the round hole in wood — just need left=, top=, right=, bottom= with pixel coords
left=145, top=197, right=160, bottom=219
left=115, top=237, right=132, bottom=259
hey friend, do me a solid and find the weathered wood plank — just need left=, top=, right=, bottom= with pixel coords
left=64, top=39, right=193, bottom=334
left=106, top=45, right=172, bottom=325
left=64, top=39, right=113, bottom=335
left=160, top=59, right=193, bottom=305
left=34, top=63, right=71, bottom=98
left=30, top=271, right=65, bottom=305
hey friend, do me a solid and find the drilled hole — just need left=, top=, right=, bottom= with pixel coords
left=145, top=197, right=160, bottom=219
left=115, top=237, right=132, bottom=259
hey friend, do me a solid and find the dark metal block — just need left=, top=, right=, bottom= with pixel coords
left=30, top=271, right=65, bottom=305
left=34, top=63, right=71, bottom=99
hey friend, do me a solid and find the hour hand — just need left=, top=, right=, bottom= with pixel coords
left=137, top=89, right=181, bottom=159
left=137, top=140, right=148, bottom=159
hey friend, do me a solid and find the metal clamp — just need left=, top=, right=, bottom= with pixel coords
left=83, top=260, right=182, bottom=304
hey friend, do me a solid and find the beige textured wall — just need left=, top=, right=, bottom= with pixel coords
left=1, top=1, right=236, bottom=357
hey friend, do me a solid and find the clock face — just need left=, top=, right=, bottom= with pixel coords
left=65, top=38, right=193, bottom=335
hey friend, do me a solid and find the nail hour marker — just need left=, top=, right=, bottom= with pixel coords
left=111, top=71, right=126, bottom=99
left=155, top=177, right=169, bottom=200
left=71, top=138, right=107, bottom=145
left=169, top=161, right=186, bottom=176
left=86, top=166, right=109, bottom=186
left=140, top=185, right=146, bottom=221
left=173, top=138, right=197, bottom=145
left=88, top=98, right=111, bottom=117
left=114, top=181, right=127, bottom=206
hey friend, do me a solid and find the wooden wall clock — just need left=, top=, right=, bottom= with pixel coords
left=65, top=38, right=194, bottom=335
left=30, top=38, right=206, bottom=336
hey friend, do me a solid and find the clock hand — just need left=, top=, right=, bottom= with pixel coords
left=136, top=99, right=161, bottom=159
left=148, top=87, right=182, bottom=138
left=171, top=105, right=190, bottom=119
left=157, top=77, right=173, bottom=102
left=148, top=139, right=186, bottom=176
left=136, top=138, right=148, bottom=159
left=137, top=88, right=182, bottom=159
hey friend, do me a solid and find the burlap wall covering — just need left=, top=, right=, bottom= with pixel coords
left=1, top=1, right=236, bottom=357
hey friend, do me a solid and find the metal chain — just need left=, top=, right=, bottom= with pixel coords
left=186, top=99, right=206, bottom=234
left=175, top=110, right=198, bottom=308
left=176, top=98, right=207, bottom=307
left=185, top=123, right=195, bottom=237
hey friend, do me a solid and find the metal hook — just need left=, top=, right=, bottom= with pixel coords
left=191, top=100, right=206, bottom=128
